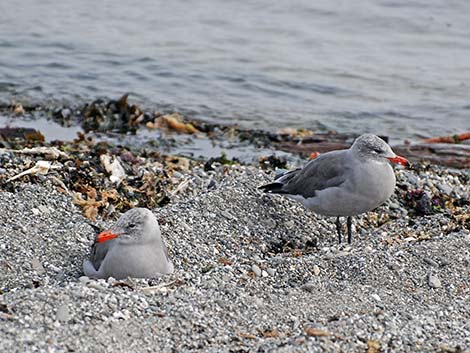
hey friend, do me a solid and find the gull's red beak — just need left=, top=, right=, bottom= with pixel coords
left=97, top=230, right=121, bottom=243
left=387, top=155, right=410, bottom=167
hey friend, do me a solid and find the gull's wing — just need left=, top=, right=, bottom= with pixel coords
left=259, top=150, right=349, bottom=198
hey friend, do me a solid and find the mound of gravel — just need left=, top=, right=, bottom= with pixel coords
left=0, top=165, right=469, bottom=352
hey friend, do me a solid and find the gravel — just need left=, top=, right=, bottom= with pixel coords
left=0, top=164, right=469, bottom=352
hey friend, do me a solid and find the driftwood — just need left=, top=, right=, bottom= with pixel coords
left=273, top=132, right=470, bottom=169
left=423, top=132, right=470, bottom=144
left=393, top=143, right=470, bottom=169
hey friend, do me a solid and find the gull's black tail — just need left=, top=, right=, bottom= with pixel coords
left=258, top=182, right=286, bottom=194
left=259, top=168, right=301, bottom=194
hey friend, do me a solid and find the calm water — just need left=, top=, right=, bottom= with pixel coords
left=1, top=0, right=469, bottom=142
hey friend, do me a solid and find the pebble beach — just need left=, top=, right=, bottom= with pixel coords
left=0, top=155, right=469, bottom=352
left=2, top=1, right=470, bottom=349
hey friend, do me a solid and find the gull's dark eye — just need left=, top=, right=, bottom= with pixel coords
left=128, top=223, right=136, bottom=229
left=373, top=148, right=382, bottom=154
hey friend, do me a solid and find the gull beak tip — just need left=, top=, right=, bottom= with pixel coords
left=388, top=155, right=411, bottom=168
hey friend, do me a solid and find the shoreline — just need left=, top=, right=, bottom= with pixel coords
left=2, top=95, right=470, bottom=169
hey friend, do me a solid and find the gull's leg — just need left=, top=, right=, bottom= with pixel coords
left=335, top=216, right=342, bottom=244
left=347, top=216, right=353, bottom=244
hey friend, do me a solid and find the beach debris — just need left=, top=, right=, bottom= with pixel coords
left=236, top=332, right=257, bottom=340
left=0, top=147, right=69, bottom=160
left=12, top=103, right=25, bottom=116
left=80, top=94, right=201, bottom=135
left=309, top=151, right=321, bottom=160
left=304, top=327, right=330, bottom=337
left=218, top=257, right=233, bottom=266
left=6, top=160, right=59, bottom=183
left=423, top=132, right=470, bottom=144
left=0, top=303, right=13, bottom=320
left=259, top=155, right=288, bottom=170
left=82, top=93, right=145, bottom=133
left=165, top=155, right=190, bottom=171
left=73, top=188, right=119, bottom=221
left=277, top=127, right=314, bottom=138
left=260, top=329, right=281, bottom=338
left=170, top=178, right=190, bottom=196
left=149, top=112, right=199, bottom=134
left=100, top=154, right=126, bottom=185
left=204, top=153, right=239, bottom=171
left=366, top=339, right=381, bottom=353
left=140, top=280, right=184, bottom=295
left=0, top=127, right=45, bottom=143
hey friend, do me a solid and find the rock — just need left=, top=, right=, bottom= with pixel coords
left=266, top=268, right=275, bottom=276
left=371, top=293, right=381, bottom=302
left=423, top=258, right=439, bottom=267
left=313, top=265, right=320, bottom=276
left=301, top=282, right=315, bottom=293
left=438, top=183, right=453, bottom=195
left=251, top=264, right=261, bottom=277
left=37, top=205, right=50, bottom=214
left=79, top=276, right=91, bottom=285
left=172, top=171, right=183, bottom=179
left=88, top=282, right=106, bottom=291
left=60, top=108, right=71, bottom=118
left=285, top=220, right=295, bottom=229
left=428, top=274, right=442, bottom=288
left=220, top=210, right=235, bottom=220
left=31, top=258, right=45, bottom=273
left=261, top=218, right=276, bottom=229
left=31, top=208, right=40, bottom=216
left=56, top=304, right=70, bottom=322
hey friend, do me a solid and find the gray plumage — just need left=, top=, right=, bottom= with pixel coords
left=260, top=134, right=409, bottom=243
left=83, top=208, right=174, bottom=279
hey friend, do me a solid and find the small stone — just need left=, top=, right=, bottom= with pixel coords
left=423, top=258, right=439, bottom=267
left=79, top=276, right=91, bottom=285
left=261, top=218, right=276, bottom=229
left=220, top=210, right=235, bottom=220
left=335, top=251, right=349, bottom=258
left=88, top=282, right=106, bottom=291
left=172, top=171, right=183, bottom=179
left=313, top=265, right=320, bottom=276
left=285, top=220, right=295, bottom=229
left=261, top=270, right=268, bottom=277
left=403, top=172, right=419, bottom=186
left=31, top=208, right=40, bottom=216
left=428, top=274, right=442, bottom=288
left=266, top=268, right=275, bottom=276
left=389, top=202, right=400, bottom=210
left=438, top=183, right=453, bottom=195
left=55, top=271, right=66, bottom=281
left=301, top=282, right=315, bottom=292
left=371, top=293, right=381, bottom=302
left=61, top=108, right=71, bottom=118
left=56, top=304, right=70, bottom=322
left=31, top=258, right=45, bottom=273
left=251, top=264, right=262, bottom=277
left=37, top=205, right=50, bottom=214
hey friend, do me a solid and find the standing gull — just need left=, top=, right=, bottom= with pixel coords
left=83, top=208, right=174, bottom=279
left=259, top=134, right=410, bottom=244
